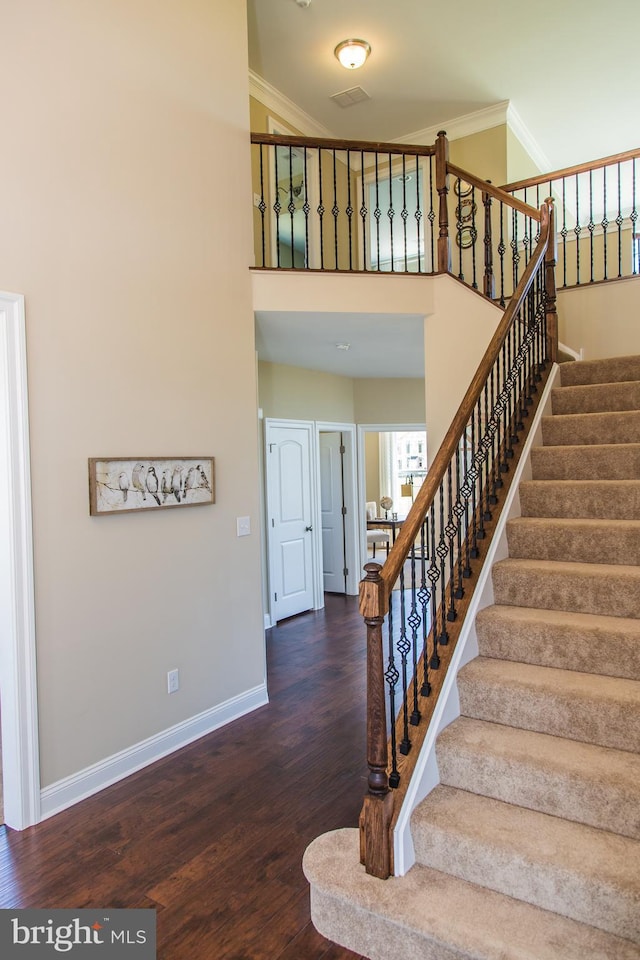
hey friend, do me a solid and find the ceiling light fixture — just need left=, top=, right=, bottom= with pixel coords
left=334, top=39, right=371, bottom=70
left=336, top=342, right=351, bottom=351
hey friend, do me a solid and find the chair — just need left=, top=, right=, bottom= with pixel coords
left=365, top=501, right=390, bottom=558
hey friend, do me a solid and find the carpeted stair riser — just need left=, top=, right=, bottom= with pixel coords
left=475, top=604, right=640, bottom=680
left=519, top=479, right=640, bottom=519
left=492, top=557, right=640, bottom=619
left=531, top=443, right=640, bottom=480
left=304, top=831, right=640, bottom=960
left=506, top=517, right=640, bottom=565
left=456, top=658, right=640, bottom=753
left=551, top=379, right=640, bottom=415
left=411, top=786, right=640, bottom=943
left=542, top=409, right=640, bottom=446
left=436, top=717, right=640, bottom=839
left=560, top=354, right=640, bottom=386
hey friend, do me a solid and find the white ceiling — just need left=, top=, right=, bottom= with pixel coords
left=248, top=0, right=639, bottom=380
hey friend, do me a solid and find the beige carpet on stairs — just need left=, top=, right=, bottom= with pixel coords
left=304, top=354, right=640, bottom=960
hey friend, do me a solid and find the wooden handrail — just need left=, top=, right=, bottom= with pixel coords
left=447, top=162, right=540, bottom=219
left=361, top=200, right=552, bottom=622
left=250, top=132, right=436, bottom=157
left=500, top=146, right=640, bottom=194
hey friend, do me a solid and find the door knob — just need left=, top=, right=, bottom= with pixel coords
left=305, top=525, right=313, bottom=532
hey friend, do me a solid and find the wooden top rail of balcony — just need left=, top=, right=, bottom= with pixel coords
left=500, top=145, right=640, bottom=193
left=250, top=131, right=436, bottom=157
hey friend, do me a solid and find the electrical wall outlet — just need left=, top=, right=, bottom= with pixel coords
left=236, top=516, right=251, bottom=537
left=167, top=669, right=179, bottom=694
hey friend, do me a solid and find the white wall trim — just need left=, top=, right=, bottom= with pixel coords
left=40, top=683, right=269, bottom=821
left=394, top=101, right=511, bottom=147
left=0, top=291, right=40, bottom=830
left=392, top=365, right=560, bottom=875
left=250, top=70, right=335, bottom=139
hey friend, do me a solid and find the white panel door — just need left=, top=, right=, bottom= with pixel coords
left=266, top=421, right=315, bottom=622
left=319, top=432, right=346, bottom=594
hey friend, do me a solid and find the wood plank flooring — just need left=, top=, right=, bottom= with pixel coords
left=0, top=595, right=368, bottom=959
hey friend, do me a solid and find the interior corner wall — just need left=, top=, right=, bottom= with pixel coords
left=505, top=126, right=542, bottom=184
left=449, top=125, right=508, bottom=186
left=0, top=0, right=265, bottom=791
left=557, top=280, right=640, bottom=360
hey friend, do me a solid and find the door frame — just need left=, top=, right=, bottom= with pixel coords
left=0, top=291, right=40, bottom=829
left=356, top=422, right=427, bottom=573
left=315, top=422, right=359, bottom=595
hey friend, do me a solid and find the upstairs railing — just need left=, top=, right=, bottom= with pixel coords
left=502, top=148, right=640, bottom=289
left=358, top=199, right=557, bottom=879
left=251, top=132, right=639, bottom=297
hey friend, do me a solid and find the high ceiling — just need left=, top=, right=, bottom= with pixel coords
left=248, top=0, right=638, bottom=380
left=247, top=0, right=638, bottom=171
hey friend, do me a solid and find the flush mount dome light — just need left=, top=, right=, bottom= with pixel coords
left=334, top=39, right=371, bottom=70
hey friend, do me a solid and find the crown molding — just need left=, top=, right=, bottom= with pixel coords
left=249, top=70, right=335, bottom=139
left=393, top=101, right=511, bottom=146
left=506, top=102, right=552, bottom=174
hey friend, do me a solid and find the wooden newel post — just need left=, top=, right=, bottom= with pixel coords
left=483, top=183, right=495, bottom=299
left=544, top=199, right=558, bottom=363
left=358, top=563, right=394, bottom=879
left=435, top=130, right=450, bottom=273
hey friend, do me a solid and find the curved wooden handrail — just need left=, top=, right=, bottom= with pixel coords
left=361, top=200, right=552, bottom=621
left=447, top=162, right=540, bottom=220
left=500, top=146, right=640, bottom=194
left=251, top=131, right=436, bottom=157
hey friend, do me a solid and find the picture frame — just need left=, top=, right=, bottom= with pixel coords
left=88, top=457, right=215, bottom=516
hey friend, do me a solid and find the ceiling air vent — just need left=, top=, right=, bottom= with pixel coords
left=330, top=86, right=371, bottom=109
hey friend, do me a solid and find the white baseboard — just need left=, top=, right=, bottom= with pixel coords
left=39, top=683, right=269, bottom=821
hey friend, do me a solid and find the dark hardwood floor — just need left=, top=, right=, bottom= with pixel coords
left=0, top=594, right=368, bottom=959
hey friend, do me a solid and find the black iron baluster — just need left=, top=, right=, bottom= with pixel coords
left=273, top=146, right=282, bottom=268
left=469, top=406, right=480, bottom=558
left=457, top=189, right=464, bottom=280
left=428, top=503, right=440, bottom=669
left=602, top=165, right=608, bottom=281
left=258, top=144, right=267, bottom=267
left=418, top=519, right=432, bottom=697
left=388, top=152, right=395, bottom=272
left=482, top=382, right=492, bottom=523
left=332, top=149, right=339, bottom=269
left=500, top=339, right=510, bottom=475
left=633, top=159, right=639, bottom=275
left=317, top=149, right=325, bottom=270
left=401, top=154, right=409, bottom=272
left=616, top=161, right=623, bottom=278
left=588, top=170, right=595, bottom=282
left=483, top=186, right=493, bottom=298
left=489, top=358, right=500, bottom=503
left=498, top=201, right=506, bottom=306
left=386, top=595, right=400, bottom=788
left=408, top=546, right=422, bottom=725
left=360, top=150, right=368, bottom=270
left=346, top=149, right=353, bottom=271
left=397, top=562, right=411, bottom=755
left=303, top=148, right=310, bottom=268
left=288, top=146, right=295, bottom=265
left=471, top=186, right=478, bottom=289
left=436, top=484, right=449, bottom=644
left=560, top=178, right=567, bottom=287
left=511, top=207, right=520, bottom=293
left=461, top=427, right=472, bottom=579
left=426, top=154, right=434, bottom=273
left=374, top=153, right=381, bottom=270
left=446, top=463, right=457, bottom=621
left=574, top=174, right=581, bottom=285
left=475, top=398, right=486, bottom=543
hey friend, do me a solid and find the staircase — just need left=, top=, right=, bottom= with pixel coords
left=304, top=355, right=640, bottom=960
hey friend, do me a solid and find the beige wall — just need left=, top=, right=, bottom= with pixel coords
left=258, top=362, right=355, bottom=422
left=558, top=279, right=640, bottom=359
left=353, top=379, right=425, bottom=423
left=449, top=126, right=508, bottom=186
left=505, top=127, right=542, bottom=184
left=1, top=1, right=264, bottom=788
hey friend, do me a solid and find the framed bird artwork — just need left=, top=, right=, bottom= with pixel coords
left=88, top=457, right=215, bottom=515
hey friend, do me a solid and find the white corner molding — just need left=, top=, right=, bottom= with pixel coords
left=506, top=102, right=552, bottom=175
left=394, top=101, right=511, bottom=146
left=40, top=683, right=269, bottom=820
left=0, top=291, right=40, bottom=830
left=249, top=70, right=335, bottom=139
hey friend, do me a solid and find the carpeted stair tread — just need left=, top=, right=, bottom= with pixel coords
left=436, top=716, right=640, bottom=839
left=492, top=556, right=640, bottom=618
left=542, top=409, right=640, bottom=446
left=559, top=354, right=640, bottom=386
left=457, top=656, right=640, bottom=752
left=475, top=604, right=640, bottom=680
left=531, top=443, right=640, bottom=480
left=411, top=786, right=640, bottom=943
left=551, top=379, right=640, bottom=415
left=519, top=478, right=640, bottom=519
left=303, top=829, right=640, bottom=960
left=506, top=516, right=640, bottom=565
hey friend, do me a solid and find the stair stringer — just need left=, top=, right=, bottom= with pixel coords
left=392, top=362, right=561, bottom=876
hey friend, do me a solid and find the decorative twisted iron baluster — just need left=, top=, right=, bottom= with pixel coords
left=498, top=201, right=506, bottom=306
left=273, top=147, right=282, bottom=267
left=426, top=155, right=434, bottom=273
left=418, top=519, right=432, bottom=696
left=588, top=169, right=595, bottom=282
left=511, top=207, right=520, bottom=293
left=602, top=166, right=608, bottom=281
left=360, top=150, right=368, bottom=271
left=616, top=161, right=623, bottom=279
left=471, top=186, right=478, bottom=289
left=385, top=594, right=400, bottom=788
left=454, top=447, right=465, bottom=600
left=633, top=159, right=638, bottom=276
left=258, top=144, right=267, bottom=267
left=436, top=484, right=449, bottom=644
left=428, top=503, right=440, bottom=667
left=446, top=463, right=457, bottom=622
left=288, top=146, right=295, bottom=264
left=374, top=153, right=382, bottom=270
left=332, top=149, right=339, bottom=269
left=317, top=149, right=325, bottom=270
left=401, top=154, right=409, bottom=272
left=500, top=339, right=510, bottom=475
left=346, top=149, right=353, bottom=270
left=483, top=187, right=494, bottom=298
left=388, top=152, right=396, bottom=272
left=397, top=562, right=411, bottom=756
left=574, top=174, right=581, bottom=285
left=469, top=407, right=480, bottom=558
left=303, top=148, right=310, bottom=268
left=560, top=178, right=567, bottom=286
left=408, top=546, right=422, bottom=726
